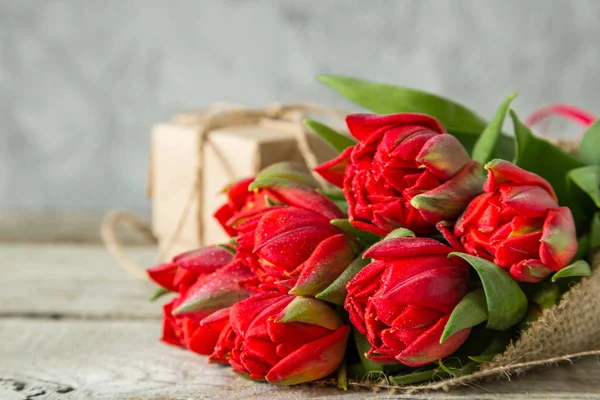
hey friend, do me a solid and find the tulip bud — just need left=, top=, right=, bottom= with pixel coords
left=314, top=112, right=483, bottom=236
left=447, top=159, right=578, bottom=282
left=345, top=236, right=470, bottom=366
left=210, top=293, right=349, bottom=385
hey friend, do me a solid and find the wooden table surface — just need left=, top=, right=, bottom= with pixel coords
left=1, top=242, right=600, bottom=400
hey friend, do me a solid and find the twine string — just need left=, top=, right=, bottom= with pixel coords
left=101, top=103, right=346, bottom=280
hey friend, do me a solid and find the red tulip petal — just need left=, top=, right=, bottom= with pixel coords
left=454, top=192, right=495, bottom=235
left=381, top=266, right=468, bottom=314
left=314, top=147, right=352, bottom=187
left=265, top=325, right=350, bottom=385
left=172, top=268, right=198, bottom=292
left=257, top=228, right=339, bottom=274
left=416, top=134, right=471, bottom=180
left=268, top=321, right=332, bottom=346
left=254, top=207, right=335, bottom=250
left=509, top=259, right=553, bottom=283
left=243, top=337, right=280, bottom=366
left=185, top=320, right=221, bottom=355
left=147, top=263, right=179, bottom=291
left=174, top=262, right=252, bottom=314
left=387, top=129, right=437, bottom=160
left=379, top=328, right=409, bottom=351
left=346, top=113, right=445, bottom=141
left=200, top=307, right=231, bottom=333
left=245, top=295, right=295, bottom=338
left=173, top=246, right=234, bottom=274
left=495, top=230, right=543, bottom=269
left=345, top=263, right=386, bottom=335
left=379, top=256, right=451, bottom=293
left=411, top=161, right=484, bottom=224
left=214, top=203, right=237, bottom=236
left=230, top=292, right=288, bottom=334
left=290, top=234, right=356, bottom=296
left=349, top=219, right=390, bottom=236
left=499, top=184, right=558, bottom=218
left=484, top=159, right=557, bottom=201
left=161, top=299, right=184, bottom=347
left=436, top=222, right=465, bottom=252
left=392, top=305, right=445, bottom=330
left=250, top=180, right=344, bottom=220
left=398, top=315, right=471, bottom=367
left=364, top=237, right=452, bottom=261
left=394, top=325, right=431, bottom=345
left=540, top=207, right=578, bottom=270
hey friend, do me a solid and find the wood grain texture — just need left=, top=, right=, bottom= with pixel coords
left=0, top=244, right=159, bottom=319
left=0, top=212, right=152, bottom=244
left=2, top=318, right=600, bottom=400
left=1, top=243, right=599, bottom=399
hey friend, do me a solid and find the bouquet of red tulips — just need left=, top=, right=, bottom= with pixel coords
left=147, top=75, right=600, bottom=390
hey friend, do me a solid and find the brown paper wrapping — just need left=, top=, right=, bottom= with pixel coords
left=148, top=106, right=340, bottom=261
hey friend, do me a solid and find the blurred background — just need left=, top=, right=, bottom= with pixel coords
left=2, top=0, right=600, bottom=215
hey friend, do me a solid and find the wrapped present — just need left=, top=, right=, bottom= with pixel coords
left=147, top=104, right=343, bottom=261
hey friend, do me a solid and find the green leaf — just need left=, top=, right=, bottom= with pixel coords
left=591, top=212, right=600, bottom=255
left=436, top=359, right=477, bottom=378
left=255, top=161, right=318, bottom=187
left=150, top=287, right=170, bottom=302
left=352, top=328, right=384, bottom=373
left=574, top=234, right=590, bottom=262
left=472, top=93, right=518, bottom=165
left=316, top=255, right=371, bottom=305
left=317, top=74, right=487, bottom=134
left=317, top=187, right=346, bottom=201
left=275, top=297, right=343, bottom=330
left=389, top=369, right=437, bottom=385
left=510, top=110, right=586, bottom=206
left=331, top=219, right=382, bottom=244
left=441, top=289, right=488, bottom=343
left=449, top=253, right=528, bottom=331
left=304, top=119, right=356, bottom=153
left=468, top=332, right=511, bottom=363
left=568, top=166, right=600, bottom=208
left=217, top=243, right=236, bottom=255
left=384, top=228, right=416, bottom=239
left=579, top=119, right=600, bottom=165
left=552, top=260, right=592, bottom=282
left=336, top=356, right=348, bottom=390
left=234, top=371, right=267, bottom=383
left=531, top=281, right=560, bottom=309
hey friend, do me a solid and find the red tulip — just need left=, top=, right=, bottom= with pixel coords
left=148, top=247, right=254, bottom=355
left=315, top=113, right=484, bottom=236
left=213, top=162, right=323, bottom=237
left=441, top=159, right=578, bottom=283
left=345, top=236, right=471, bottom=367
left=235, top=205, right=357, bottom=294
left=215, top=170, right=356, bottom=294
left=214, top=177, right=269, bottom=237
left=210, top=292, right=349, bottom=385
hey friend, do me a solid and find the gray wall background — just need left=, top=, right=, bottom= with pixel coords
left=2, top=0, right=599, bottom=212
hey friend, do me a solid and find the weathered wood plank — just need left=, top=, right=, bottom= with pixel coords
left=1, top=317, right=599, bottom=400
left=1, top=243, right=600, bottom=399
left=0, top=211, right=151, bottom=243
left=0, top=244, right=159, bottom=319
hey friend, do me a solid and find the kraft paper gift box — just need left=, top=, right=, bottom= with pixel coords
left=148, top=106, right=341, bottom=261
